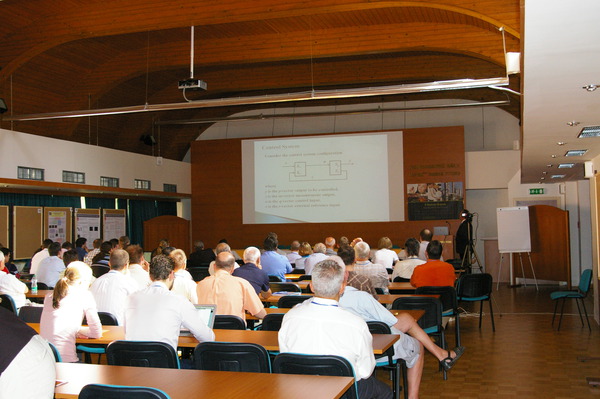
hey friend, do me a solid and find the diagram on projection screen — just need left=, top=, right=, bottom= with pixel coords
left=243, top=133, right=397, bottom=223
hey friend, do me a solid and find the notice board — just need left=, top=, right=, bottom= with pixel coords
left=102, top=209, right=126, bottom=240
left=0, top=206, right=8, bottom=248
left=44, top=207, right=72, bottom=244
left=75, top=209, right=101, bottom=243
left=13, top=206, right=43, bottom=260
left=497, top=207, right=531, bottom=253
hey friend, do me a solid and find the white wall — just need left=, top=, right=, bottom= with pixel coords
left=0, top=128, right=191, bottom=194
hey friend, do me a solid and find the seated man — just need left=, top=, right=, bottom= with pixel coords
left=336, top=244, right=378, bottom=298
left=208, top=242, right=240, bottom=276
left=187, top=240, right=216, bottom=268
left=0, top=252, right=29, bottom=310
left=232, top=246, right=272, bottom=300
left=410, top=240, right=456, bottom=288
left=304, top=243, right=328, bottom=275
left=279, top=259, right=392, bottom=399
left=90, top=249, right=138, bottom=325
left=197, top=252, right=266, bottom=324
left=339, top=274, right=464, bottom=399
left=36, top=242, right=65, bottom=288
left=324, top=236, right=337, bottom=255
left=125, top=255, right=215, bottom=351
left=125, top=245, right=151, bottom=290
left=260, top=235, right=292, bottom=281
left=286, top=240, right=302, bottom=264
left=353, top=241, right=390, bottom=293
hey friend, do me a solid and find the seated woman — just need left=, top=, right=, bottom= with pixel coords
left=293, top=241, right=312, bottom=271
left=40, top=262, right=102, bottom=362
left=372, top=236, right=399, bottom=269
left=391, top=238, right=425, bottom=282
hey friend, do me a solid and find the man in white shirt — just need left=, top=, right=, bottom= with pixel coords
left=125, top=245, right=151, bottom=290
left=279, top=259, right=392, bottom=399
left=286, top=240, right=302, bottom=264
left=29, top=239, right=53, bottom=275
left=125, top=255, right=215, bottom=351
left=90, top=249, right=138, bottom=325
left=304, top=243, right=329, bottom=275
left=353, top=241, right=390, bottom=293
left=324, top=236, right=337, bottom=256
left=0, top=253, right=30, bottom=310
left=36, top=242, right=65, bottom=288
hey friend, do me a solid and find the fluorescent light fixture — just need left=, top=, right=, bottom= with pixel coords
left=578, top=126, right=600, bottom=138
left=551, top=174, right=566, bottom=179
left=565, top=150, right=587, bottom=157
left=558, top=163, right=575, bottom=168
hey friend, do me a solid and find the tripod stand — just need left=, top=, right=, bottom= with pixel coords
left=460, top=219, right=483, bottom=273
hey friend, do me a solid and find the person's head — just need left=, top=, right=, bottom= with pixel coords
left=62, top=249, right=79, bottom=266
left=378, top=236, right=392, bottom=250
left=100, top=241, right=113, bottom=255
left=75, top=237, right=87, bottom=248
left=162, top=246, right=175, bottom=256
left=267, top=232, right=278, bottom=240
left=48, top=242, right=62, bottom=257
left=53, top=262, right=92, bottom=308
left=310, top=259, right=345, bottom=299
left=404, top=238, right=420, bottom=257
left=263, top=235, right=278, bottom=251
left=109, top=238, right=119, bottom=248
left=149, top=255, right=175, bottom=283
left=336, top=245, right=355, bottom=266
left=42, top=239, right=53, bottom=249
left=170, top=249, right=187, bottom=271
left=193, top=241, right=205, bottom=251
left=339, top=236, right=349, bottom=246
left=61, top=241, right=73, bottom=250
left=215, top=251, right=236, bottom=272
left=243, top=246, right=261, bottom=265
left=118, top=236, right=130, bottom=249
left=325, top=237, right=336, bottom=248
left=290, top=240, right=301, bottom=252
left=354, top=241, right=370, bottom=260
left=126, top=244, right=144, bottom=264
left=218, top=238, right=229, bottom=244
left=298, top=242, right=313, bottom=256
left=313, top=243, right=326, bottom=254
left=215, top=242, right=231, bottom=255
left=109, top=249, right=129, bottom=271
left=350, top=237, right=363, bottom=247
left=419, top=229, right=433, bottom=242
left=92, top=238, right=102, bottom=249
left=0, top=247, right=11, bottom=262
left=426, top=240, right=443, bottom=260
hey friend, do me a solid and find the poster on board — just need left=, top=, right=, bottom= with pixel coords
left=497, top=207, right=531, bottom=253
left=47, top=210, right=67, bottom=244
left=102, top=210, right=126, bottom=241
left=75, top=210, right=101, bottom=243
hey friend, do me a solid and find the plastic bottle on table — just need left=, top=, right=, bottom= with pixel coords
left=31, top=275, right=38, bottom=294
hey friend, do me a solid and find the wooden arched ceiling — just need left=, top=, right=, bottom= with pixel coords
left=0, top=0, right=520, bottom=160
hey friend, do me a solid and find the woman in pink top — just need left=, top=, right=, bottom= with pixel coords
left=40, top=261, right=102, bottom=362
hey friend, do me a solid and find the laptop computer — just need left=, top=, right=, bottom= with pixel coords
left=180, top=304, right=217, bottom=336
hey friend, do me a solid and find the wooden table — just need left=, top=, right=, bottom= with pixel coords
left=388, top=281, right=416, bottom=293
left=29, top=324, right=399, bottom=355
left=284, top=273, right=304, bottom=281
left=26, top=289, right=52, bottom=299
left=263, top=293, right=436, bottom=305
left=54, top=363, right=354, bottom=399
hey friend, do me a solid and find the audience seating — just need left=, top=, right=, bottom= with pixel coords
left=194, top=342, right=271, bottom=373
left=106, top=341, right=180, bottom=369
left=24, top=281, right=49, bottom=290
left=78, top=312, right=119, bottom=364
left=0, top=294, right=17, bottom=314
left=259, top=313, right=285, bottom=331
left=367, top=321, right=407, bottom=399
left=456, top=273, right=495, bottom=332
left=213, top=315, right=246, bottom=330
left=550, top=268, right=592, bottom=331
left=78, top=383, right=171, bottom=399
left=17, top=305, right=43, bottom=322
left=268, top=275, right=283, bottom=282
left=91, top=265, right=109, bottom=278
left=188, top=267, right=210, bottom=282
left=415, top=286, right=461, bottom=347
left=277, top=295, right=312, bottom=309
left=48, top=342, right=62, bottom=362
left=270, top=282, right=301, bottom=293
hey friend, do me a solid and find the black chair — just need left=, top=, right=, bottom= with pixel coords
left=392, top=296, right=448, bottom=379
left=291, top=269, right=305, bottom=275
left=277, top=295, right=312, bottom=309
left=213, top=314, right=246, bottom=330
left=188, top=267, right=210, bottom=282
left=367, top=321, right=407, bottom=399
left=79, top=312, right=119, bottom=364
left=18, top=305, right=43, bottom=322
left=0, top=294, right=17, bottom=314
left=106, top=341, right=180, bottom=369
left=49, top=342, right=62, bottom=362
left=297, top=274, right=312, bottom=281
left=78, top=384, right=171, bottom=399
left=24, top=281, right=49, bottom=290
left=194, top=342, right=271, bottom=373
left=268, top=275, right=283, bottom=282
left=259, top=313, right=285, bottom=331
left=272, top=353, right=358, bottom=399
left=393, top=277, right=411, bottom=283
left=271, top=282, right=301, bottom=293
left=415, top=286, right=461, bottom=347
left=550, top=268, right=592, bottom=331
left=456, top=273, right=495, bottom=332
left=387, top=268, right=394, bottom=275
left=91, top=265, right=109, bottom=278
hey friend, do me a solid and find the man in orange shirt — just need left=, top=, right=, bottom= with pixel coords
left=410, top=240, right=456, bottom=288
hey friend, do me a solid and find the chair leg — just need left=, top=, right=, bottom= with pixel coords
left=579, top=298, right=591, bottom=332
left=478, top=300, right=483, bottom=329
left=557, top=297, right=566, bottom=331
left=454, top=310, right=461, bottom=347
left=574, top=298, right=584, bottom=327
left=552, top=299, right=558, bottom=326
left=488, top=299, right=495, bottom=332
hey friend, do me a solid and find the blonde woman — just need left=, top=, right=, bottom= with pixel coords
left=40, top=261, right=102, bottom=362
left=170, top=249, right=198, bottom=304
left=293, top=242, right=312, bottom=271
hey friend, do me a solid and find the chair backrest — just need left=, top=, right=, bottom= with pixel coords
left=98, top=311, right=119, bottom=326
left=188, top=267, right=210, bottom=282
left=25, top=281, right=49, bottom=290
left=260, top=313, right=285, bottom=331
left=194, top=342, right=271, bottom=373
left=268, top=275, right=283, bottom=282
left=18, top=305, right=43, bottom=322
left=393, top=276, right=411, bottom=282
left=579, top=269, right=592, bottom=295
left=291, top=269, right=305, bottom=275
left=213, top=314, right=246, bottom=330
left=78, top=384, right=171, bottom=399
left=48, top=342, right=62, bottom=362
left=366, top=321, right=394, bottom=362
left=272, top=353, right=357, bottom=399
left=0, top=294, right=17, bottom=314
left=297, top=274, right=312, bottom=281
left=271, top=282, right=301, bottom=293
left=391, top=296, right=443, bottom=333
left=415, top=286, right=458, bottom=312
left=456, top=273, right=493, bottom=299
left=106, top=341, right=180, bottom=369
left=91, top=265, right=109, bottom=278
left=277, top=295, right=313, bottom=309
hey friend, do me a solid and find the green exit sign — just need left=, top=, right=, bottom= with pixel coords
left=530, top=188, right=545, bottom=195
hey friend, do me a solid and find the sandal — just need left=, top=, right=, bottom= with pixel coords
left=440, top=346, right=465, bottom=371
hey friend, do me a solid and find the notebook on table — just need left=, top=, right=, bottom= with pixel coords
left=180, top=304, right=216, bottom=336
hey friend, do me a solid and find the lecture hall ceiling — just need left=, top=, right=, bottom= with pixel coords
left=0, top=1, right=526, bottom=172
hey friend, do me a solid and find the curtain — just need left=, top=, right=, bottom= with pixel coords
left=0, top=193, right=80, bottom=208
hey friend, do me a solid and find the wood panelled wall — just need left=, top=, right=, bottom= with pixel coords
left=191, top=127, right=465, bottom=251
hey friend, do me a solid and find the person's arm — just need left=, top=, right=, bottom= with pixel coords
left=79, top=293, right=102, bottom=338
left=254, top=308, right=267, bottom=319
left=284, top=258, right=293, bottom=273
left=260, top=288, right=272, bottom=300
left=181, top=301, right=215, bottom=342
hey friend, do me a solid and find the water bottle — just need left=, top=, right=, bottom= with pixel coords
left=31, top=275, right=38, bottom=294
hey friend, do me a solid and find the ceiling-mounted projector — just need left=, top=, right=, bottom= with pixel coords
left=178, top=78, right=207, bottom=90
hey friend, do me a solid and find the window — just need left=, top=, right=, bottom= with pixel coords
left=100, top=176, right=119, bottom=188
left=163, top=183, right=177, bottom=193
left=134, top=179, right=151, bottom=190
left=63, top=170, right=85, bottom=184
left=17, top=166, right=44, bottom=181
